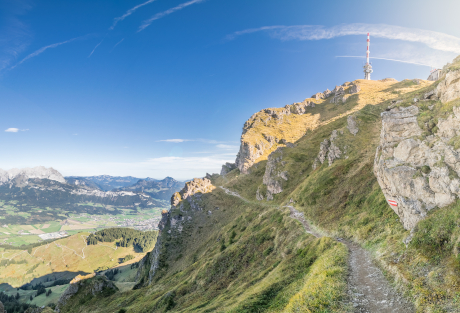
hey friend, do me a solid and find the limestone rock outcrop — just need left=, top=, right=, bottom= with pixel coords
left=330, top=83, right=360, bottom=104
left=220, top=162, right=237, bottom=176
left=175, top=178, right=215, bottom=202
left=137, top=177, right=217, bottom=285
left=261, top=146, right=290, bottom=200
left=0, top=300, right=4, bottom=313
left=235, top=104, right=320, bottom=174
left=349, top=83, right=361, bottom=94
left=428, top=69, right=443, bottom=81
left=436, top=69, right=460, bottom=103
left=330, top=86, right=345, bottom=104
left=234, top=80, right=363, bottom=174
left=347, top=115, right=359, bottom=136
left=374, top=102, right=460, bottom=229
left=313, top=130, right=343, bottom=169
left=55, top=276, right=118, bottom=312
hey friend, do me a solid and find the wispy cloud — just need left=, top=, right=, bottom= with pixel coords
left=0, top=2, right=32, bottom=72
left=157, top=138, right=236, bottom=144
left=5, top=128, right=28, bottom=133
left=110, top=0, right=158, bottom=30
left=158, top=139, right=192, bottom=143
left=226, top=23, right=460, bottom=54
left=11, top=37, right=79, bottom=69
left=336, top=56, right=433, bottom=67
left=88, top=39, right=104, bottom=58
left=138, top=0, right=206, bottom=32
left=111, top=38, right=125, bottom=52
left=216, top=144, right=239, bottom=150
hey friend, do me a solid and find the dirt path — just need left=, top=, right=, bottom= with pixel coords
left=219, top=186, right=248, bottom=202
left=344, top=240, right=414, bottom=312
left=220, top=187, right=414, bottom=312
left=287, top=205, right=414, bottom=313
left=284, top=206, right=321, bottom=238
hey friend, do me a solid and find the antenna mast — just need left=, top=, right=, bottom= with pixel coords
left=363, top=33, right=373, bottom=80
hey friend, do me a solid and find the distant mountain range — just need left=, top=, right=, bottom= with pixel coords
left=0, top=167, right=184, bottom=225
left=113, top=177, right=185, bottom=201
left=65, top=175, right=143, bottom=191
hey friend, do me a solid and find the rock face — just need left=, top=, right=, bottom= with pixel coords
left=436, top=69, right=460, bottom=103
left=0, top=166, right=65, bottom=186
left=261, top=146, right=290, bottom=200
left=0, top=300, right=4, bottom=313
left=313, top=130, right=343, bottom=169
left=330, top=83, right=360, bottom=104
left=137, top=177, right=216, bottom=285
left=235, top=105, right=318, bottom=174
left=220, top=162, right=237, bottom=176
left=55, top=276, right=118, bottom=313
left=330, top=86, right=346, bottom=104
left=374, top=103, right=460, bottom=229
left=135, top=211, right=167, bottom=285
left=175, top=178, right=215, bottom=201
left=234, top=81, right=363, bottom=174
left=428, top=69, right=443, bottom=81
left=347, top=115, right=359, bottom=136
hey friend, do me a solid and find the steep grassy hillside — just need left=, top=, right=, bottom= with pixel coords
left=58, top=187, right=349, bottom=312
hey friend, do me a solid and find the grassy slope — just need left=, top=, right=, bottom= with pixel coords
left=62, top=189, right=349, bottom=313
left=0, top=232, right=147, bottom=287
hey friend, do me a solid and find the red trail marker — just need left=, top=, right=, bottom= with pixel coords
left=388, top=199, right=398, bottom=207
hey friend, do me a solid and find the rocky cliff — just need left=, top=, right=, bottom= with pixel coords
left=234, top=81, right=385, bottom=174
left=136, top=178, right=216, bottom=286
left=235, top=81, right=361, bottom=174
left=374, top=60, right=460, bottom=229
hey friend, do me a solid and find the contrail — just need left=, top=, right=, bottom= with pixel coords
left=88, top=39, right=104, bottom=58
left=226, top=24, right=460, bottom=54
left=138, top=0, right=206, bottom=32
left=336, top=56, right=433, bottom=67
left=110, top=38, right=125, bottom=52
left=11, top=37, right=79, bottom=69
left=110, top=0, right=158, bottom=30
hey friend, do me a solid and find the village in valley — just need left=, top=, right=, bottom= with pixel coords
left=0, top=207, right=163, bottom=247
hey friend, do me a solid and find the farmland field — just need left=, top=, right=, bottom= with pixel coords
left=0, top=206, right=164, bottom=246
left=0, top=231, right=153, bottom=287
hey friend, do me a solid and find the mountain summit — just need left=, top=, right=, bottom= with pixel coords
left=0, top=166, right=65, bottom=186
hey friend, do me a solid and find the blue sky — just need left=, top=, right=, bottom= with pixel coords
left=1, top=0, right=460, bottom=180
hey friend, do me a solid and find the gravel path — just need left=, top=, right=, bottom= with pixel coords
left=219, top=186, right=248, bottom=202
left=344, top=240, right=414, bottom=312
left=288, top=205, right=414, bottom=313
left=220, top=188, right=414, bottom=312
